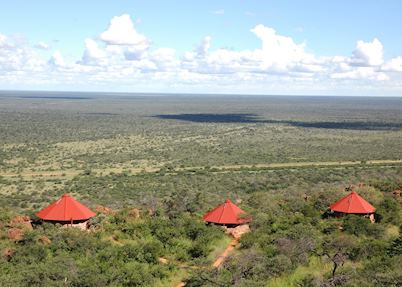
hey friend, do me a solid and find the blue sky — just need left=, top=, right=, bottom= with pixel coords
left=1, top=0, right=402, bottom=95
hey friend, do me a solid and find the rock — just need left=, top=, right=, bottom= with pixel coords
left=95, top=205, right=114, bottom=215
left=225, top=224, right=251, bottom=240
left=392, top=189, right=402, bottom=203
left=128, top=208, right=140, bottom=218
left=7, top=228, right=24, bottom=241
left=158, top=257, right=168, bottom=264
left=2, top=248, right=14, bottom=261
left=38, top=235, right=51, bottom=245
left=61, top=221, right=88, bottom=230
left=9, top=215, right=33, bottom=230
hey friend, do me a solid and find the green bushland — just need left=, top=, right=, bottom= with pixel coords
left=0, top=209, right=224, bottom=287
left=1, top=94, right=402, bottom=286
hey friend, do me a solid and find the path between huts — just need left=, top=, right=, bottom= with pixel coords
left=212, top=238, right=239, bottom=268
left=175, top=224, right=250, bottom=287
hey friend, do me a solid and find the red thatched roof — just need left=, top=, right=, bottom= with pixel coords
left=330, top=191, right=376, bottom=214
left=36, top=193, right=96, bottom=221
left=203, top=199, right=251, bottom=225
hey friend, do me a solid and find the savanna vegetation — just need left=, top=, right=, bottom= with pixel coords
left=0, top=91, right=401, bottom=286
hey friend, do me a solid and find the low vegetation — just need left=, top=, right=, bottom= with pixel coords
left=0, top=93, right=401, bottom=286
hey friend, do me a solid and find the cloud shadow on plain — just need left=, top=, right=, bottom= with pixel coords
left=153, top=113, right=402, bottom=131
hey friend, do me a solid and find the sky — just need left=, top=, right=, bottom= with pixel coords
left=1, top=0, right=402, bottom=96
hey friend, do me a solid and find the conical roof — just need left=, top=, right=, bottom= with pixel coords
left=203, top=199, right=251, bottom=225
left=330, top=191, right=376, bottom=214
left=36, top=193, right=96, bottom=221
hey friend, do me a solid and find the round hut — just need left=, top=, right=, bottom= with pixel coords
left=329, top=191, right=376, bottom=223
left=36, top=193, right=96, bottom=228
left=203, top=199, right=252, bottom=227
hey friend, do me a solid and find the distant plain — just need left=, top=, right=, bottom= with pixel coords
left=1, top=91, right=402, bottom=209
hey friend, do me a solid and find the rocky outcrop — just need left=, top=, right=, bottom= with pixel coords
left=128, top=208, right=140, bottom=218
left=38, top=235, right=52, bottom=245
left=7, top=228, right=24, bottom=241
left=95, top=205, right=114, bottom=215
left=224, top=224, right=251, bottom=240
left=2, top=248, right=14, bottom=261
left=9, top=215, right=33, bottom=230
left=392, top=189, right=402, bottom=203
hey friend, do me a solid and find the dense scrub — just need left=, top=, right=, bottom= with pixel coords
left=0, top=209, right=223, bottom=286
left=1, top=94, right=402, bottom=174
left=187, top=186, right=402, bottom=287
left=1, top=94, right=401, bottom=286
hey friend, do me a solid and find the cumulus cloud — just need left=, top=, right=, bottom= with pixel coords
left=1, top=14, right=402, bottom=94
left=48, top=51, right=65, bottom=67
left=351, top=38, right=383, bottom=66
left=331, top=67, right=389, bottom=81
left=327, top=38, right=390, bottom=81
left=181, top=25, right=321, bottom=76
left=197, top=36, right=212, bottom=57
left=34, top=41, right=49, bottom=50
left=80, top=38, right=107, bottom=65
left=382, top=56, right=402, bottom=72
left=251, top=25, right=314, bottom=72
left=0, top=33, right=7, bottom=47
left=100, top=14, right=149, bottom=47
left=0, top=34, right=44, bottom=73
left=124, top=45, right=148, bottom=61
left=151, top=48, right=178, bottom=71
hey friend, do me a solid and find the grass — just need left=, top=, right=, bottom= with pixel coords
left=2, top=159, right=402, bottom=180
left=384, top=225, right=400, bottom=240
left=267, top=257, right=332, bottom=287
left=1, top=94, right=401, bottom=286
left=206, top=233, right=233, bottom=263
left=152, top=268, right=187, bottom=287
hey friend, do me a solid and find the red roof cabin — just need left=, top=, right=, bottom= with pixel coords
left=329, top=191, right=376, bottom=222
left=203, top=199, right=252, bottom=226
left=36, top=193, right=96, bottom=225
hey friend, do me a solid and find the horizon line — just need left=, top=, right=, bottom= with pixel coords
left=1, top=89, right=402, bottom=98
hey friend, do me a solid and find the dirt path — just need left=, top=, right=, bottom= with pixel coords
left=2, top=159, right=402, bottom=180
left=175, top=238, right=240, bottom=287
left=212, top=238, right=239, bottom=268
left=175, top=225, right=250, bottom=286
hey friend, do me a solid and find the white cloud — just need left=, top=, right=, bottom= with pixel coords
left=1, top=15, right=402, bottom=94
left=331, top=67, right=389, bottom=81
left=100, top=14, right=149, bottom=47
left=0, top=34, right=44, bottom=72
left=0, top=33, right=7, bottom=47
left=48, top=51, right=65, bottom=67
left=151, top=48, right=178, bottom=71
left=382, top=56, right=402, bottom=72
left=351, top=38, right=383, bottom=66
left=326, top=38, right=390, bottom=81
left=181, top=25, right=321, bottom=76
left=197, top=36, right=212, bottom=57
left=251, top=25, right=314, bottom=72
left=0, top=33, right=15, bottom=49
left=124, top=44, right=148, bottom=61
left=80, top=38, right=107, bottom=65
left=35, top=41, right=49, bottom=50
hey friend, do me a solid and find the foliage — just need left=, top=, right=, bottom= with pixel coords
left=1, top=95, right=402, bottom=286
